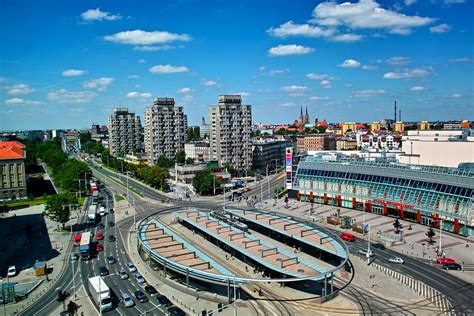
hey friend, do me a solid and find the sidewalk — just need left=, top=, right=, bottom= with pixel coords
left=246, top=198, right=474, bottom=269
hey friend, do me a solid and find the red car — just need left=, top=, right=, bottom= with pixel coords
left=96, top=232, right=103, bottom=240
left=340, top=232, right=356, bottom=242
left=436, top=257, right=456, bottom=265
left=96, top=244, right=104, bottom=252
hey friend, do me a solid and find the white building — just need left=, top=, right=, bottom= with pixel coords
left=184, top=142, right=211, bottom=162
left=144, top=98, right=187, bottom=164
left=209, top=95, right=252, bottom=172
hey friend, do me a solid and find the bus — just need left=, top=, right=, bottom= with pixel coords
left=88, top=204, right=96, bottom=224
left=79, top=232, right=91, bottom=260
left=73, top=234, right=81, bottom=246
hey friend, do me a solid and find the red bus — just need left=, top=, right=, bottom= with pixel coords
left=73, top=234, right=81, bottom=246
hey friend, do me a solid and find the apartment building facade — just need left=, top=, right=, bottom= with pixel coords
left=209, top=95, right=252, bottom=172
left=108, top=108, right=142, bottom=157
left=144, top=98, right=188, bottom=164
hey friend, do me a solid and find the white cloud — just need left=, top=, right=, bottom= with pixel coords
left=444, top=0, right=465, bottom=4
left=281, top=85, right=309, bottom=93
left=309, top=96, right=330, bottom=101
left=387, top=56, right=410, bottom=66
left=306, top=73, right=337, bottom=81
left=451, top=93, right=462, bottom=98
left=47, top=89, right=96, bottom=104
left=127, top=75, right=139, bottom=79
left=83, top=77, right=114, bottom=91
left=330, top=34, right=362, bottom=42
left=354, top=89, right=386, bottom=98
left=62, top=69, right=86, bottom=77
left=126, top=91, right=151, bottom=98
left=320, top=80, right=331, bottom=86
left=201, top=79, right=222, bottom=87
left=268, top=44, right=314, bottom=57
left=339, top=59, right=361, bottom=68
left=383, top=67, right=433, bottom=79
left=430, top=24, right=451, bottom=34
left=133, top=45, right=174, bottom=52
left=5, top=98, right=43, bottom=105
left=178, top=87, right=193, bottom=94
left=149, top=64, right=189, bottom=74
left=104, top=30, right=191, bottom=45
left=6, top=84, right=35, bottom=95
left=405, top=0, right=417, bottom=6
left=310, top=0, right=435, bottom=35
left=138, top=59, right=146, bottom=64
left=449, top=57, right=471, bottom=63
left=80, top=8, right=121, bottom=21
left=259, top=66, right=266, bottom=71
left=410, top=86, right=427, bottom=92
left=279, top=102, right=297, bottom=107
left=268, top=69, right=289, bottom=76
left=362, top=65, right=379, bottom=70
left=232, top=92, right=250, bottom=97
left=267, top=21, right=334, bottom=38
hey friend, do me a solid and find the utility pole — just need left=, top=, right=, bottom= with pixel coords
left=213, top=175, right=216, bottom=195
left=70, top=221, right=76, bottom=300
left=367, top=224, right=371, bottom=265
left=233, top=276, right=237, bottom=316
left=439, top=219, right=443, bottom=256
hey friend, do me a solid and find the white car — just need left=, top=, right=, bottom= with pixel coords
left=358, top=250, right=375, bottom=257
left=7, top=265, right=16, bottom=277
left=127, top=262, right=137, bottom=273
left=389, top=257, right=404, bottom=264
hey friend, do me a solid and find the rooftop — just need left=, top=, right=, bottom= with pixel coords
left=0, top=141, right=25, bottom=160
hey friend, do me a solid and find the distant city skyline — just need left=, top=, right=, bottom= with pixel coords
left=1, top=0, right=473, bottom=130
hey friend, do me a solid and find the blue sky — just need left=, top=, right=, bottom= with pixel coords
left=1, top=0, right=473, bottom=131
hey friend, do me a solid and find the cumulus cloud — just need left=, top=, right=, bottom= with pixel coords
left=310, top=0, right=435, bottom=35
left=279, top=102, right=297, bottom=107
left=138, top=59, right=146, bottom=64
left=149, top=64, right=189, bottom=74
left=268, top=44, right=314, bottom=56
left=62, top=69, right=86, bottom=77
left=339, top=59, right=361, bottom=68
left=306, top=73, right=338, bottom=81
left=387, top=56, right=410, bottom=66
left=267, top=21, right=334, bottom=38
left=410, top=86, right=427, bottom=92
left=330, top=33, right=362, bottom=42
left=354, top=89, right=386, bottom=98
left=178, top=87, right=193, bottom=94
left=126, top=91, right=151, bottom=98
left=6, top=84, right=35, bottom=95
left=47, top=89, right=96, bottom=104
left=449, top=57, right=472, bottom=63
left=309, top=96, right=330, bottom=101
left=133, top=45, right=174, bottom=52
left=320, top=80, right=331, bottom=86
left=127, top=75, right=139, bottom=79
left=430, top=24, right=451, bottom=34
left=80, top=8, right=121, bottom=21
left=383, top=67, right=433, bottom=79
left=104, top=30, right=191, bottom=45
left=280, top=85, right=309, bottom=93
left=269, top=69, right=289, bottom=76
left=405, top=0, right=417, bottom=6
left=232, top=92, right=250, bottom=97
left=83, top=77, right=114, bottom=91
left=451, top=93, right=462, bottom=98
left=201, top=79, right=222, bottom=87
left=5, top=98, right=43, bottom=105
left=362, top=65, right=379, bottom=71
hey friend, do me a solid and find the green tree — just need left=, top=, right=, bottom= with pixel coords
left=176, top=150, right=186, bottom=164
left=186, top=157, right=195, bottom=165
left=44, top=193, right=77, bottom=229
left=79, top=132, right=92, bottom=144
left=426, top=227, right=436, bottom=243
left=223, top=162, right=237, bottom=177
left=140, top=166, right=169, bottom=190
left=193, top=170, right=220, bottom=195
left=157, top=155, right=175, bottom=168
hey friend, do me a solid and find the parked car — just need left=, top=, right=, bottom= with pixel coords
left=127, top=262, right=137, bottom=273
left=372, top=243, right=386, bottom=250
left=107, top=256, right=116, bottom=264
left=108, top=221, right=114, bottom=227
left=389, top=257, right=404, bottom=264
left=156, top=294, right=172, bottom=307
left=134, top=273, right=146, bottom=286
left=340, top=232, right=356, bottom=242
left=7, top=265, right=16, bottom=277
left=96, top=232, right=103, bottom=240
left=167, top=306, right=186, bottom=316
left=144, top=285, right=158, bottom=296
left=134, top=290, right=148, bottom=303
left=70, top=252, right=79, bottom=261
left=96, top=243, right=104, bottom=252
left=358, top=249, right=375, bottom=257
left=97, top=223, right=105, bottom=229
left=436, top=257, right=456, bottom=265
left=442, top=263, right=462, bottom=271
left=121, top=293, right=135, bottom=308
left=99, top=266, right=109, bottom=276
left=119, top=269, right=129, bottom=280
left=108, top=234, right=116, bottom=242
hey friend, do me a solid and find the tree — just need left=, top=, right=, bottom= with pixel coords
left=193, top=170, right=221, bottom=195
left=66, top=300, right=79, bottom=316
left=426, top=227, right=436, bottom=243
left=223, top=162, right=237, bottom=177
left=140, top=166, right=168, bottom=190
left=44, top=193, right=77, bottom=229
left=157, top=155, right=175, bottom=168
left=393, top=219, right=403, bottom=233
left=186, top=157, right=195, bottom=165
left=175, top=150, right=186, bottom=164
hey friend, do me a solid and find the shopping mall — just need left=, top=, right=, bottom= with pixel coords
left=290, top=153, right=474, bottom=237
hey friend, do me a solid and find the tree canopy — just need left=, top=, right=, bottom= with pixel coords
left=44, top=193, right=78, bottom=228
left=193, top=170, right=221, bottom=195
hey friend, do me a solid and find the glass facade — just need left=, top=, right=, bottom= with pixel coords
left=292, top=156, right=474, bottom=237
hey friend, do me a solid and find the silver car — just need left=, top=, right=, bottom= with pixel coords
left=127, top=262, right=137, bottom=273
left=119, top=269, right=129, bottom=280
left=134, top=273, right=146, bottom=286
left=121, top=293, right=135, bottom=308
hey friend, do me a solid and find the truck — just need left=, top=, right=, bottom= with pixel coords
left=88, top=276, right=113, bottom=312
left=92, top=191, right=99, bottom=203
left=88, top=205, right=96, bottom=223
